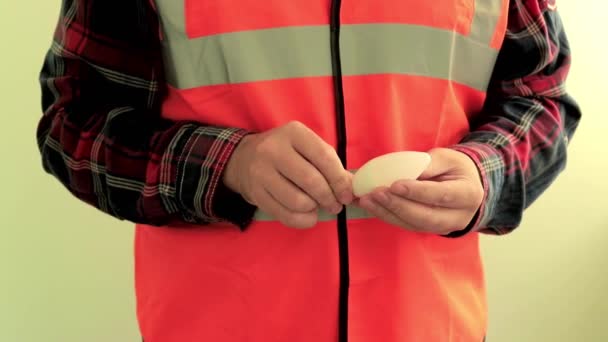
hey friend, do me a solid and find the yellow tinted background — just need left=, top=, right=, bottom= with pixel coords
left=1, top=0, right=606, bottom=341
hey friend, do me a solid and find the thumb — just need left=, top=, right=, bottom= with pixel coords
left=418, top=148, right=453, bottom=180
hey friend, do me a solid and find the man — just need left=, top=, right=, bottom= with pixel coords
left=37, top=0, right=580, bottom=341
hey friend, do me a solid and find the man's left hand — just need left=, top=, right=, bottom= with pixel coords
left=356, top=148, right=484, bottom=235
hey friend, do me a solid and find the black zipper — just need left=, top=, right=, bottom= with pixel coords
left=329, top=1, right=349, bottom=342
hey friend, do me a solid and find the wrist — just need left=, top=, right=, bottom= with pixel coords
left=223, top=134, right=253, bottom=195
left=449, top=143, right=495, bottom=233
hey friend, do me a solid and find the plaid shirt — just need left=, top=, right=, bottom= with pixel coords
left=37, top=0, right=581, bottom=235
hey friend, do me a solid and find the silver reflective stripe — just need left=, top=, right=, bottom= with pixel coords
left=160, top=24, right=498, bottom=91
left=155, top=0, right=502, bottom=91
left=470, top=0, right=504, bottom=45
left=253, top=205, right=373, bottom=224
left=339, top=24, right=496, bottom=91
left=160, top=26, right=333, bottom=89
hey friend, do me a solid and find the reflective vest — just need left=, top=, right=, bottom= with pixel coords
left=136, top=1, right=508, bottom=341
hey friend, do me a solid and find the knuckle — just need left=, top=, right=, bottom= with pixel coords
left=438, top=191, right=453, bottom=206
left=286, top=120, right=306, bottom=131
left=320, top=149, right=341, bottom=171
left=318, top=193, right=337, bottom=208
left=437, top=184, right=454, bottom=206
left=282, top=214, right=299, bottom=227
left=242, top=187, right=259, bottom=205
left=301, top=215, right=318, bottom=228
left=320, top=147, right=337, bottom=162
left=291, top=193, right=316, bottom=212
left=382, top=195, right=395, bottom=210
left=248, top=163, right=265, bottom=180
left=387, top=199, right=402, bottom=215
left=282, top=213, right=316, bottom=229
left=300, top=174, right=320, bottom=191
left=426, top=210, right=442, bottom=228
left=255, top=138, right=277, bottom=157
left=312, top=186, right=337, bottom=207
left=308, top=182, right=334, bottom=202
left=386, top=201, right=409, bottom=219
left=331, top=174, right=350, bottom=192
left=393, top=208, right=407, bottom=221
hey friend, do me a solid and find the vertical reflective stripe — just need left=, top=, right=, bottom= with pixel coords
left=470, top=0, right=504, bottom=44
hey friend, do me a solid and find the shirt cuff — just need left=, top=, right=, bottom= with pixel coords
left=171, top=125, right=257, bottom=229
left=446, top=142, right=505, bottom=236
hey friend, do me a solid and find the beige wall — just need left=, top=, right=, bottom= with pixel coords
left=482, top=1, right=608, bottom=340
left=1, top=0, right=605, bottom=341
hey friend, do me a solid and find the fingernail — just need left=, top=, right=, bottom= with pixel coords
left=339, top=191, right=353, bottom=205
left=394, top=184, right=409, bottom=196
left=329, top=204, right=343, bottom=215
left=358, top=196, right=374, bottom=210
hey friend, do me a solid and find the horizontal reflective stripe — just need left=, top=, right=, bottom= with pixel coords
left=155, top=0, right=502, bottom=44
left=161, top=25, right=332, bottom=89
left=156, top=0, right=494, bottom=39
left=340, top=24, right=497, bottom=90
left=155, top=0, right=504, bottom=90
left=161, top=24, right=498, bottom=91
left=253, top=204, right=373, bottom=225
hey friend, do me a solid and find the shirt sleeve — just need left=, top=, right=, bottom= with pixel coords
left=450, top=0, right=582, bottom=235
left=37, top=0, right=257, bottom=228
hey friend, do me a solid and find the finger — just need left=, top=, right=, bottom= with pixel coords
left=357, top=195, right=408, bottom=228
left=263, top=169, right=318, bottom=213
left=389, top=179, right=474, bottom=209
left=371, top=189, right=462, bottom=233
left=255, top=187, right=318, bottom=229
left=275, top=150, right=343, bottom=214
left=291, top=126, right=353, bottom=204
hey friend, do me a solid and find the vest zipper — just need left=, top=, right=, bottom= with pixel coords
left=329, top=1, right=349, bottom=342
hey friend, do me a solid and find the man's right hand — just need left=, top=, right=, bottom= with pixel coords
left=223, top=121, right=353, bottom=228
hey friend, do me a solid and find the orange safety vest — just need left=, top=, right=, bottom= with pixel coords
left=136, top=1, right=509, bottom=341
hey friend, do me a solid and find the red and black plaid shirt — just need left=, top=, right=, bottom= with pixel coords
left=37, top=0, right=581, bottom=234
